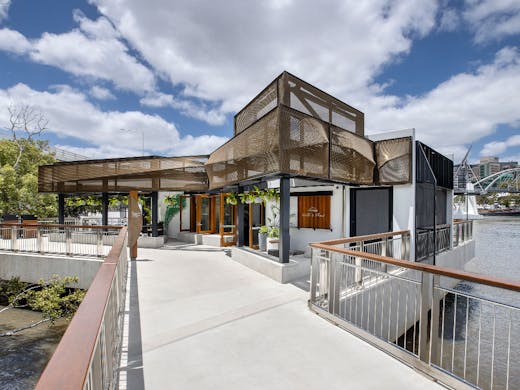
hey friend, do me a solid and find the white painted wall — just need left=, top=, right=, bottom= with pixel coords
left=160, top=191, right=184, bottom=238
left=0, top=252, right=102, bottom=289
left=264, top=184, right=348, bottom=257
left=392, top=184, right=416, bottom=260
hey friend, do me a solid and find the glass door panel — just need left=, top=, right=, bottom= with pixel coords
left=196, top=195, right=213, bottom=233
left=180, top=195, right=191, bottom=232
left=249, top=203, right=264, bottom=249
left=220, top=193, right=237, bottom=246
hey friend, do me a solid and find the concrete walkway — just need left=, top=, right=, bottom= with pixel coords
left=121, top=241, right=442, bottom=390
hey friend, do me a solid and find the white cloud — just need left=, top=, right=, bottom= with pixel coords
left=463, top=0, right=520, bottom=43
left=140, top=91, right=226, bottom=125
left=0, top=83, right=227, bottom=157
left=481, top=134, right=520, bottom=156
left=0, top=0, right=10, bottom=22
left=89, top=85, right=115, bottom=100
left=365, top=47, right=520, bottom=162
left=92, top=0, right=438, bottom=112
left=0, top=23, right=154, bottom=94
left=0, top=28, right=31, bottom=54
left=438, top=8, right=460, bottom=31
left=0, top=11, right=227, bottom=125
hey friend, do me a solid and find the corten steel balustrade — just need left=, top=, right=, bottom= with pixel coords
left=310, top=231, right=519, bottom=390
left=36, top=226, right=128, bottom=390
left=0, top=223, right=122, bottom=258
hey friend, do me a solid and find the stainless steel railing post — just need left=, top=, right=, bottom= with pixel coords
left=97, top=230, right=103, bottom=257
left=37, top=228, right=42, bottom=253
left=65, top=227, right=72, bottom=256
left=419, top=271, right=432, bottom=362
left=11, top=226, right=18, bottom=251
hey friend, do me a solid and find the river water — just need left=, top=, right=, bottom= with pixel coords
left=439, top=216, right=520, bottom=390
left=0, top=307, right=67, bottom=389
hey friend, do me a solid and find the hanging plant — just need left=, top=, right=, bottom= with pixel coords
left=225, top=193, right=238, bottom=205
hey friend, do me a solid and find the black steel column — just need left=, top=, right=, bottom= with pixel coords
left=102, top=192, right=109, bottom=226
left=58, top=193, right=65, bottom=224
left=279, top=176, right=290, bottom=263
left=237, top=186, right=244, bottom=246
left=151, top=191, right=159, bottom=237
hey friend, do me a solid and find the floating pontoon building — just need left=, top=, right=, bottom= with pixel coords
left=39, top=71, right=453, bottom=272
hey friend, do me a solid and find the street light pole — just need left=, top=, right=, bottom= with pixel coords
left=120, top=128, right=145, bottom=156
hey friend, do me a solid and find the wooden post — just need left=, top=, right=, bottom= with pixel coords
left=128, top=191, right=142, bottom=260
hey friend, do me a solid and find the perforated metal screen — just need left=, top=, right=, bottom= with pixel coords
left=38, top=156, right=209, bottom=193
left=39, top=72, right=417, bottom=194
left=206, top=105, right=375, bottom=189
left=375, top=137, right=412, bottom=185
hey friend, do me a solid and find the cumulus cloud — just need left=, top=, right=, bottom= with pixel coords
left=0, top=28, right=31, bottom=54
left=481, top=134, right=520, bottom=156
left=0, top=0, right=10, bottom=22
left=365, top=47, right=520, bottom=161
left=438, top=8, right=460, bottom=32
left=89, top=85, right=115, bottom=100
left=92, top=0, right=439, bottom=112
left=0, top=83, right=227, bottom=157
left=140, top=91, right=226, bottom=125
left=463, top=0, right=520, bottom=43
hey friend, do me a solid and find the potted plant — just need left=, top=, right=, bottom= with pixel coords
left=252, top=186, right=263, bottom=203
left=239, top=192, right=255, bottom=204
left=266, top=226, right=279, bottom=253
left=225, top=193, right=238, bottom=205
left=258, top=225, right=269, bottom=251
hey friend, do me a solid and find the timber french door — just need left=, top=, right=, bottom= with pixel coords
left=196, top=195, right=216, bottom=234
left=219, top=193, right=237, bottom=246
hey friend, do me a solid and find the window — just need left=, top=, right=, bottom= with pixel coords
left=297, top=195, right=331, bottom=229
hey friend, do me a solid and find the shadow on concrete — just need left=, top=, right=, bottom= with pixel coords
left=121, top=259, right=145, bottom=390
left=290, top=276, right=311, bottom=292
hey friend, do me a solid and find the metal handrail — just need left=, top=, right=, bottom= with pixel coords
left=0, top=224, right=123, bottom=258
left=0, top=223, right=123, bottom=229
left=315, top=229, right=410, bottom=246
left=310, top=243, right=520, bottom=292
left=309, top=234, right=520, bottom=389
left=35, top=226, right=128, bottom=390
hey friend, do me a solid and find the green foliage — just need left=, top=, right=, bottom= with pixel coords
left=26, top=276, right=85, bottom=323
left=164, top=194, right=186, bottom=229
left=65, top=196, right=102, bottom=217
left=0, top=275, right=85, bottom=325
left=259, top=225, right=269, bottom=235
left=0, top=138, right=57, bottom=217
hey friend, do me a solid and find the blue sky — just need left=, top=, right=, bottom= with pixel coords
left=0, top=0, right=519, bottom=163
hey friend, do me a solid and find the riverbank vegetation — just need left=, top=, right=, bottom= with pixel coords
left=0, top=275, right=85, bottom=336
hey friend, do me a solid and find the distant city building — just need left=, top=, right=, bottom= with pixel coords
left=454, top=156, right=518, bottom=190
left=479, top=156, right=501, bottom=178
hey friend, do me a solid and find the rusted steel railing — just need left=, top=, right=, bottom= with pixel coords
left=0, top=223, right=122, bottom=258
left=310, top=233, right=520, bottom=390
left=35, top=226, right=128, bottom=390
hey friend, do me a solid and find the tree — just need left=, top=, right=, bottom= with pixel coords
left=0, top=105, right=57, bottom=217
left=6, top=104, right=48, bottom=170
left=0, top=276, right=85, bottom=337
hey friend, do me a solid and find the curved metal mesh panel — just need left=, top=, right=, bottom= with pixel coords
left=207, top=109, right=280, bottom=189
left=375, top=137, right=412, bottom=184
left=279, top=107, right=329, bottom=178
left=330, top=126, right=375, bottom=184
left=234, top=81, right=278, bottom=135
